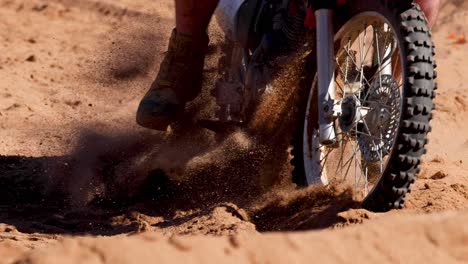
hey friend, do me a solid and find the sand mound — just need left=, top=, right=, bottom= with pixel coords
left=7, top=210, right=468, bottom=264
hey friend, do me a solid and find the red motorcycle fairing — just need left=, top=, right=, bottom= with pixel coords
left=304, top=0, right=346, bottom=28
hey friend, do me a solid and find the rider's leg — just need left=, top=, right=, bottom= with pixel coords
left=136, top=0, right=219, bottom=130
left=176, top=0, right=219, bottom=35
left=415, top=0, right=440, bottom=27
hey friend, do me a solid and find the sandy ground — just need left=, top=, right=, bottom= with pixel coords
left=0, top=0, right=467, bottom=263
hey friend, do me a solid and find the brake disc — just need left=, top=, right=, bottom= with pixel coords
left=358, top=74, right=401, bottom=162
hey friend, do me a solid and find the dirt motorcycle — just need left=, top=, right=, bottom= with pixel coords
left=202, top=0, right=436, bottom=212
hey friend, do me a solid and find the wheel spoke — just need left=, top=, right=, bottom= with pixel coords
left=336, top=136, right=349, bottom=178
left=345, top=134, right=367, bottom=187
left=343, top=45, right=373, bottom=91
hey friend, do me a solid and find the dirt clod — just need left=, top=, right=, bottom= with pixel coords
left=430, top=171, right=448, bottom=180
left=25, top=55, right=36, bottom=62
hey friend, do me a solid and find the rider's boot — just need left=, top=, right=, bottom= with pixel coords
left=136, top=29, right=209, bottom=130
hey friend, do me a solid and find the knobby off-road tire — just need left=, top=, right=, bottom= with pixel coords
left=291, top=0, right=437, bottom=212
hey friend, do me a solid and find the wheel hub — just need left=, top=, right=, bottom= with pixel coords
left=358, top=75, right=401, bottom=162
left=339, top=95, right=361, bottom=133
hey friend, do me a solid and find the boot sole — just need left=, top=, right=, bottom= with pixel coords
left=136, top=114, right=173, bottom=131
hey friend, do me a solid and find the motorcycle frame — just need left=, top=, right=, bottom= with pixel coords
left=215, top=0, right=347, bottom=139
